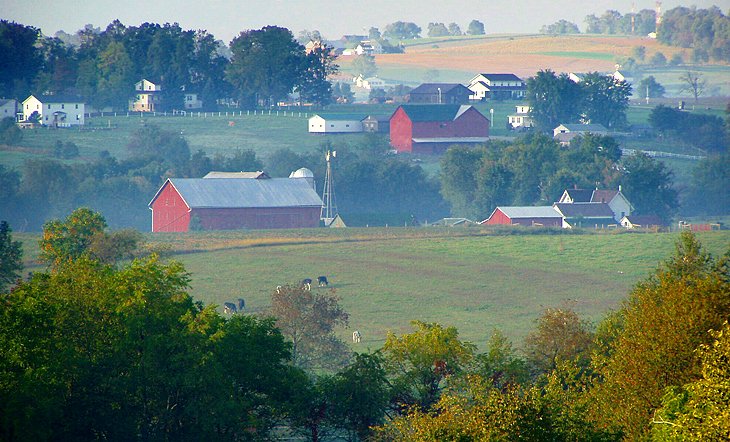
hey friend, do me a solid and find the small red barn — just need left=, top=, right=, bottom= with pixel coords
left=389, top=104, right=489, bottom=154
left=482, top=206, right=563, bottom=227
left=148, top=174, right=323, bottom=232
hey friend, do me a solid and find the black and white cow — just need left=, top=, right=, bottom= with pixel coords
left=317, top=276, right=329, bottom=287
left=223, top=302, right=237, bottom=315
left=301, top=278, right=312, bottom=290
left=237, top=298, right=245, bottom=311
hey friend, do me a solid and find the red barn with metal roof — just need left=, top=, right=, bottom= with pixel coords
left=482, top=206, right=563, bottom=227
left=148, top=173, right=323, bottom=232
left=389, top=104, right=489, bottom=154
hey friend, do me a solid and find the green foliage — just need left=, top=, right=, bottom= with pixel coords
left=351, top=54, right=377, bottom=78
left=226, top=26, right=308, bottom=107
left=0, top=20, right=42, bottom=98
left=0, top=117, right=23, bottom=146
left=650, top=51, right=667, bottom=66
left=584, top=9, right=657, bottom=36
left=589, top=232, right=730, bottom=440
left=439, top=133, right=621, bottom=219
left=297, top=43, right=338, bottom=106
left=541, top=20, right=581, bottom=35
left=685, top=154, right=730, bottom=216
left=382, top=321, right=476, bottom=412
left=523, top=307, right=594, bottom=375
left=648, top=105, right=727, bottom=153
left=658, top=6, right=730, bottom=63
left=466, top=20, right=485, bottom=35
left=328, top=353, right=390, bottom=440
left=475, top=329, right=530, bottom=388
left=0, top=221, right=23, bottom=291
left=526, top=69, right=584, bottom=131
left=383, top=21, right=422, bottom=39
left=639, top=75, right=666, bottom=98
left=427, top=22, right=450, bottom=38
left=271, top=284, right=350, bottom=371
left=53, top=140, right=79, bottom=159
left=581, top=72, right=631, bottom=129
left=39, top=207, right=107, bottom=266
left=618, top=152, right=678, bottom=221
left=652, top=321, right=730, bottom=440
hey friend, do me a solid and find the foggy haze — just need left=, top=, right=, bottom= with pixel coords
left=3, top=0, right=724, bottom=43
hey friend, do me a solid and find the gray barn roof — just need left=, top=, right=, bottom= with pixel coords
left=495, top=206, right=563, bottom=219
left=150, top=178, right=323, bottom=209
left=553, top=202, right=614, bottom=218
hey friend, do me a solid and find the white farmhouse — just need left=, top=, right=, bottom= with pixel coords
left=129, top=79, right=163, bottom=112
left=21, top=94, right=85, bottom=126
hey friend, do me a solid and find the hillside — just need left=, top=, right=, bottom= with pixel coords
left=23, top=228, right=719, bottom=349
left=337, top=34, right=730, bottom=95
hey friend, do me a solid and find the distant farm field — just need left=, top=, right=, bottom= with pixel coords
left=92, top=228, right=729, bottom=349
left=339, top=34, right=730, bottom=95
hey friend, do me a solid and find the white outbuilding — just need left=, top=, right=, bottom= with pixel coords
left=308, top=113, right=366, bottom=133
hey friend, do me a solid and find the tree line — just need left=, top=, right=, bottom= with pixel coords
left=0, top=20, right=337, bottom=110
left=439, top=133, right=680, bottom=222
left=526, top=70, right=632, bottom=131
left=1, top=210, right=728, bottom=440
left=582, top=6, right=730, bottom=63
left=0, top=125, right=448, bottom=231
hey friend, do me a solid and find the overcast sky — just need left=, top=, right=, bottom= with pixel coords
left=3, top=1, right=724, bottom=43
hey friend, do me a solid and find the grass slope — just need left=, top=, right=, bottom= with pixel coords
left=147, top=228, right=730, bottom=349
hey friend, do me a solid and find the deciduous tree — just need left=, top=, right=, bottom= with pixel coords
left=0, top=221, right=23, bottom=291
left=271, top=284, right=350, bottom=370
left=381, top=321, right=476, bottom=412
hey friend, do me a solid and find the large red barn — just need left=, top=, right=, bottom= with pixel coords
left=482, top=206, right=563, bottom=227
left=148, top=172, right=323, bottom=232
left=389, top=104, right=489, bottom=154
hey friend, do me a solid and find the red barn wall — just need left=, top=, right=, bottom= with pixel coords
left=194, top=207, right=321, bottom=230
left=151, top=183, right=190, bottom=232
left=412, top=108, right=489, bottom=139
left=390, top=107, right=490, bottom=154
left=484, top=209, right=511, bottom=225
left=389, top=108, right=414, bottom=152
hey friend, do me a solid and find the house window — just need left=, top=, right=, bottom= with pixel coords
left=75, top=104, right=78, bottom=109
left=76, top=114, right=80, bottom=120
left=48, top=104, right=51, bottom=109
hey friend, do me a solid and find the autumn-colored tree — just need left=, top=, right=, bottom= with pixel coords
left=39, top=208, right=143, bottom=267
left=271, top=284, right=350, bottom=370
left=589, top=232, right=730, bottom=439
left=523, top=307, right=594, bottom=375
left=39, top=207, right=107, bottom=266
left=381, top=321, right=476, bottom=412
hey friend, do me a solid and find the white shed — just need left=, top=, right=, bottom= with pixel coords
left=308, top=113, right=366, bottom=133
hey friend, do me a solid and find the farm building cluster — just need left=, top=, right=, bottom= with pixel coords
left=481, top=186, right=664, bottom=230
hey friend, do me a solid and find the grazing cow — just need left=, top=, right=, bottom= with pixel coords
left=317, top=276, right=329, bottom=287
left=237, top=298, right=245, bottom=311
left=223, top=302, right=237, bottom=315
left=301, top=278, right=312, bottom=291
left=352, top=330, right=362, bottom=343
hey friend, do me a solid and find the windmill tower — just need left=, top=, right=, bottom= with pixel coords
left=320, top=150, right=338, bottom=225
left=655, top=1, right=663, bottom=36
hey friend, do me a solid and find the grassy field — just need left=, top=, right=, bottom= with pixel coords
left=19, top=228, right=726, bottom=350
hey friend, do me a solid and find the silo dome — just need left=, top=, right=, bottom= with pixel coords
left=289, top=167, right=314, bottom=178
left=289, top=167, right=316, bottom=190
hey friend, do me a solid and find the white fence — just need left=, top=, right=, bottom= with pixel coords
left=621, top=148, right=705, bottom=161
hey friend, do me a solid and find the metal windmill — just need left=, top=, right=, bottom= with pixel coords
left=320, top=150, right=338, bottom=225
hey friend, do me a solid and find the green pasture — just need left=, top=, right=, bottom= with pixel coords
left=140, top=229, right=730, bottom=349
